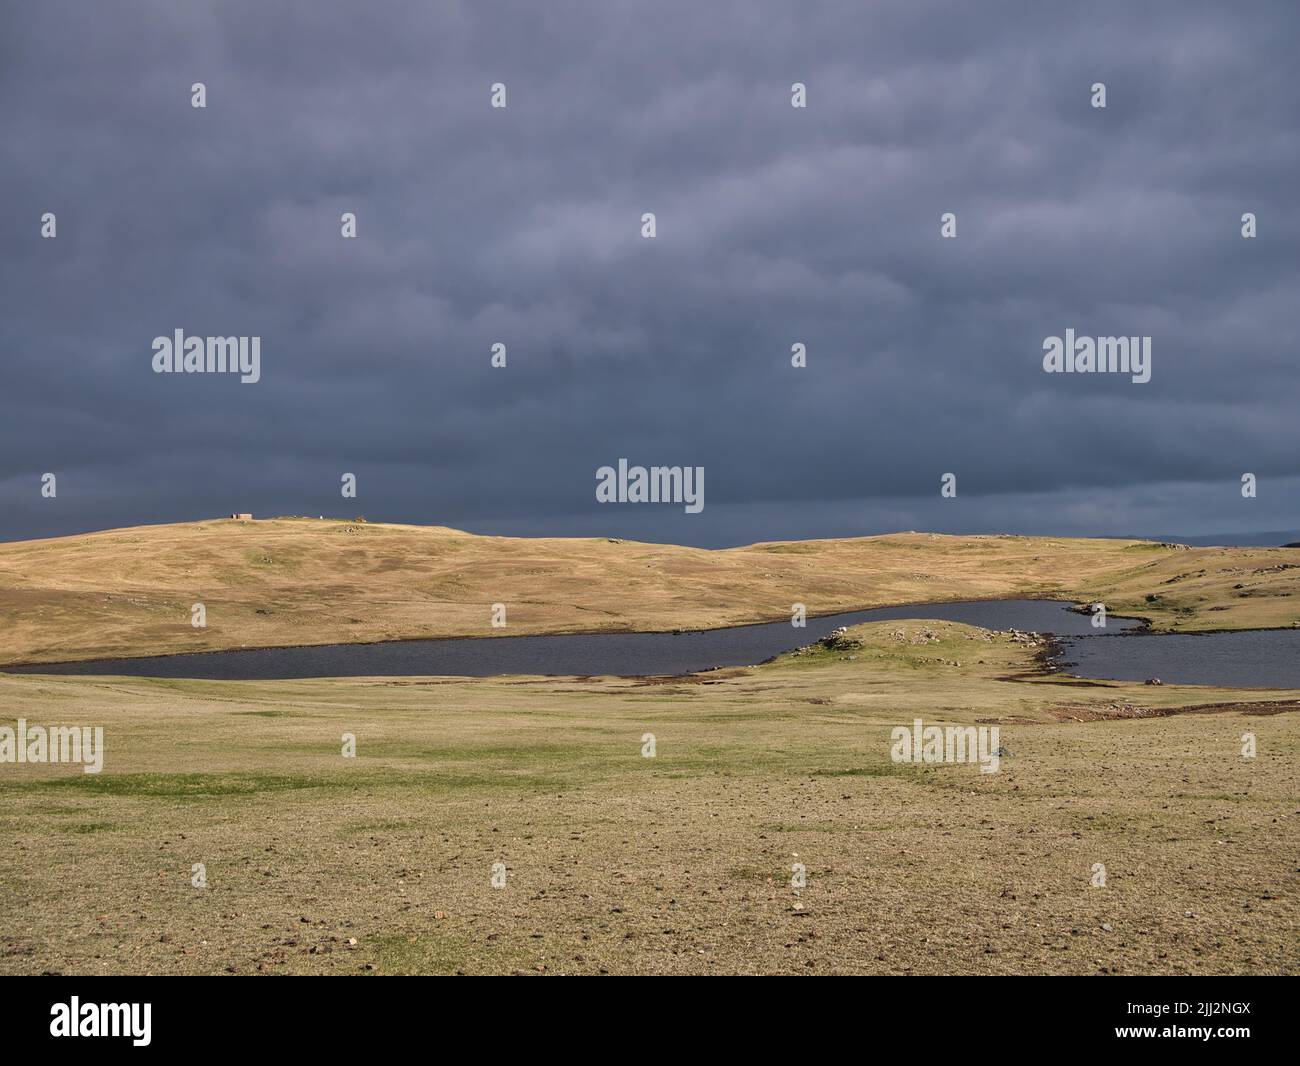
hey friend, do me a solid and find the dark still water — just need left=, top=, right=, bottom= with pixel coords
left=1054, top=628, right=1300, bottom=688
left=8, top=599, right=1125, bottom=681
left=9, top=599, right=1298, bottom=687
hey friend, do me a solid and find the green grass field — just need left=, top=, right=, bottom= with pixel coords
left=2, top=617, right=1295, bottom=975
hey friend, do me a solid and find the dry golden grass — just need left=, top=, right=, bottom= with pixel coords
left=1, top=621, right=1295, bottom=976
left=2, top=518, right=1300, bottom=665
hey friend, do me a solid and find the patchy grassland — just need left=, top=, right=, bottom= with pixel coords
left=1, top=621, right=1295, bottom=976
left=2, top=519, right=1300, bottom=665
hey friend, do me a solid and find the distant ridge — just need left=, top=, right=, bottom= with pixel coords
left=1129, top=530, right=1300, bottom=548
left=2, top=520, right=1300, bottom=667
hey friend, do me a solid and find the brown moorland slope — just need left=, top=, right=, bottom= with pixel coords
left=1, top=518, right=1298, bottom=665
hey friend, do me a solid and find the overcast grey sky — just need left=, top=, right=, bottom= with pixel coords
left=2, top=0, right=1297, bottom=547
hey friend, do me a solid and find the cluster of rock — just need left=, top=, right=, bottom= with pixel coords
left=1008, top=629, right=1047, bottom=647
left=888, top=626, right=943, bottom=644
left=818, top=626, right=864, bottom=651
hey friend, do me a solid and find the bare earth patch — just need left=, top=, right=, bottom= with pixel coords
left=1048, top=700, right=1300, bottom=722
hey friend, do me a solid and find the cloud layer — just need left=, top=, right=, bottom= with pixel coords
left=3, top=0, right=1297, bottom=546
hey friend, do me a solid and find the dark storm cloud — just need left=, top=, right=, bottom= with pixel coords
left=2, top=0, right=1298, bottom=546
